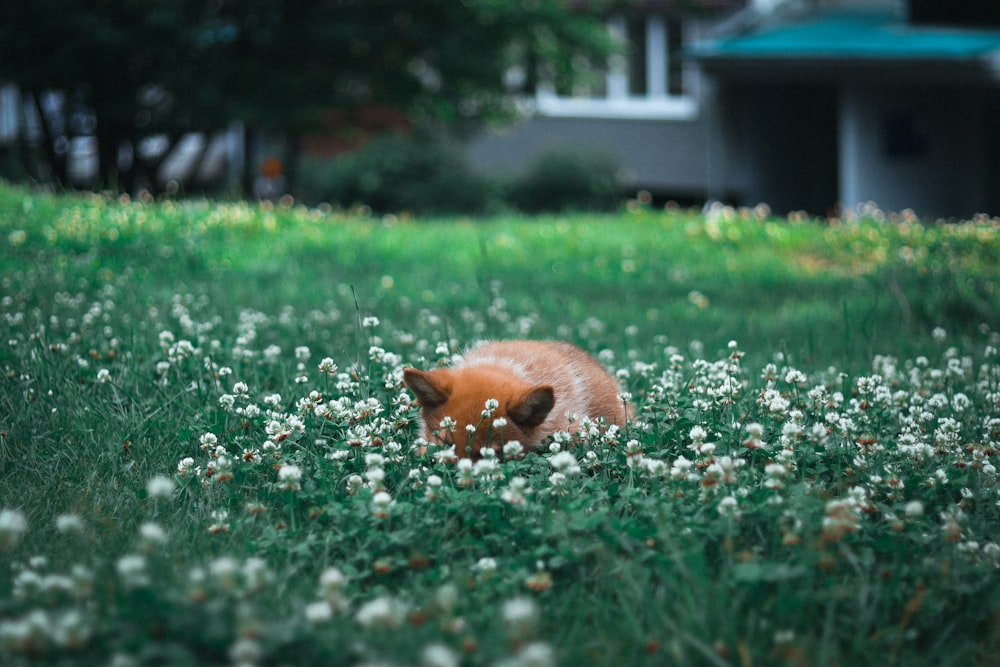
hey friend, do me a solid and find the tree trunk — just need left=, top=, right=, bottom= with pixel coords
left=26, top=89, right=64, bottom=188
left=282, top=129, right=301, bottom=199
left=242, top=125, right=260, bottom=197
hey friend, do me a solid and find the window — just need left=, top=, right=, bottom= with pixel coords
left=536, top=13, right=697, bottom=120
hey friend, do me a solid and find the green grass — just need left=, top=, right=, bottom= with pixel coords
left=1, top=182, right=999, bottom=666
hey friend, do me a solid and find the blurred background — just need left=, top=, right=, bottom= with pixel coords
left=2, top=0, right=999, bottom=218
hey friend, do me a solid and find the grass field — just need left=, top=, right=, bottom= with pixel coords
left=1, top=183, right=999, bottom=666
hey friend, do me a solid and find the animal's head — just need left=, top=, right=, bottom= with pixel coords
left=403, top=366, right=554, bottom=458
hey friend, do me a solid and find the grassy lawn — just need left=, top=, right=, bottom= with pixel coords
left=1, top=183, right=999, bottom=665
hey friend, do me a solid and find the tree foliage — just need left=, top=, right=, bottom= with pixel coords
left=0, top=0, right=617, bottom=193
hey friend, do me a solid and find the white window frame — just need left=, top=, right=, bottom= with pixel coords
left=535, top=14, right=697, bottom=121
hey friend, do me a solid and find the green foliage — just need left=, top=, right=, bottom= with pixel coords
left=1, top=184, right=999, bottom=665
left=506, top=147, right=624, bottom=213
left=319, top=135, right=497, bottom=216
left=0, top=0, right=616, bottom=189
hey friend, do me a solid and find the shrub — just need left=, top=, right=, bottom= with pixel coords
left=320, top=134, right=496, bottom=216
left=507, top=147, right=624, bottom=213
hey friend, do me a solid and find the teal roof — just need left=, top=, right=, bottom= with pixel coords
left=697, top=12, right=1000, bottom=61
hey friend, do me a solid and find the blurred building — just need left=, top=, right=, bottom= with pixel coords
left=697, top=0, right=1000, bottom=218
left=467, top=0, right=1000, bottom=218
left=466, top=0, right=745, bottom=204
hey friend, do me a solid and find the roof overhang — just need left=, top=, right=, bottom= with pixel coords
left=693, top=11, right=1000, bottom=86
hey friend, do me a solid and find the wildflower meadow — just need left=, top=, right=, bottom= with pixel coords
left=1, top=183, right=999, bottom=666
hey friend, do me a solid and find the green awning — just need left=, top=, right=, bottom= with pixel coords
left=695, top=11, right=1000, bottom=80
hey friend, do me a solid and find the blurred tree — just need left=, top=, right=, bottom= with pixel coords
left=0, top=0, right=617, bottom=195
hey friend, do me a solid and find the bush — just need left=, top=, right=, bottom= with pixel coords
left=321, top=134, right=496, bottom=216
left=506, top=147, right=623, bottom=213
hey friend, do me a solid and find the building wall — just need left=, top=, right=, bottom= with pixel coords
left=705, top=79, right=1000, bottom=218
left=706, top=83, right=839, bottom=213
left=464, top=114, right=708, bottom=196
left=463, top=15, right=727, bottom=200
left=839, top=86, right=997, bottom=219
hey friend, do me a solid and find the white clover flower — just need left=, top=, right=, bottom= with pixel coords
left=177, top=457, right=195, bottom=476
left=355, top=596, right=406, bottom=629
left=502, top=477, right=531, bottom=505
left=320, top=567, right=345, bottom=596
left=549, top=451, right=581, bottom=476
left=642, top=458, right=667, bottom=477
left=456, top=458, right=476, bottom=487
left=517, top=642, right=557, bottom=667
left=372, top=491, right=395, bottom=518
left=422, top=642, right=460, bottom=667
left=55, top=514, right=85, bottom=534
left=424, top=474, right=444, bottom=500
left=552, top=430, right=572, bottom=446
left=697, top=442, right=717, bottom=457
left=502, top=596, right=539, bottom=625
left=475, top=557, right=498, bottom=574
left=209, top=557, right=240, bottom=590
left=0, top=509, right=27, bottom=550
left=97, top=368, right=111, bottom=383
left=362, top=316, right=380, bottom=328
left=624, top=439, right=644, bottom=469
left=670, top=455, right=693, bottom=479
left=365, top=467, right=386, bottom=487
left=137, top=522, right=167, bottom=551
left=208, top=510, right=230, bottom=534
left=473, top=457, right=502, bottom=481
left=784, top=369, right=807, bottom=385
left=228, top=638, right=263, bottom=665
left=503, top=440, right=524, bottom=459
left=278, top=463, right=302, bottom=491
left=243, top=558, right=270, bottom=592
left=905, top=500, right=925, bottom=518
left=765, top=463, right=788, bottom=477
left=718, top=496, right=740, bottom=516
left=768, top=394, right=790, bottom=415
left=304, top=600, right=333, bottom=623
left=199, top=432, right=218, bottom=450
left=482, top=397, right=500, bottom=418
left=318, top=357, right=338, bottom=375
left=116, top=554, right=149, bottom=588
left=342, top=474, right=362, bottom=495
left=146, top=475, right=176, bottom=500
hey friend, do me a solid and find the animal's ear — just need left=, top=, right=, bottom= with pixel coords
left=509, top=385, right=555, bottom=429
left=403, top=368, right=451, bottom=408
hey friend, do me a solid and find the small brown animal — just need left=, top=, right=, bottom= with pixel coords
left=403, top=340, right=628, bottom=458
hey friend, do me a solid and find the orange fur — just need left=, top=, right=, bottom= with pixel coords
left=404, top=341, right=628, bottom=458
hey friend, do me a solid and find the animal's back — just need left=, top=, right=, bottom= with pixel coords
left=461, top=340, right=627, bottom=432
